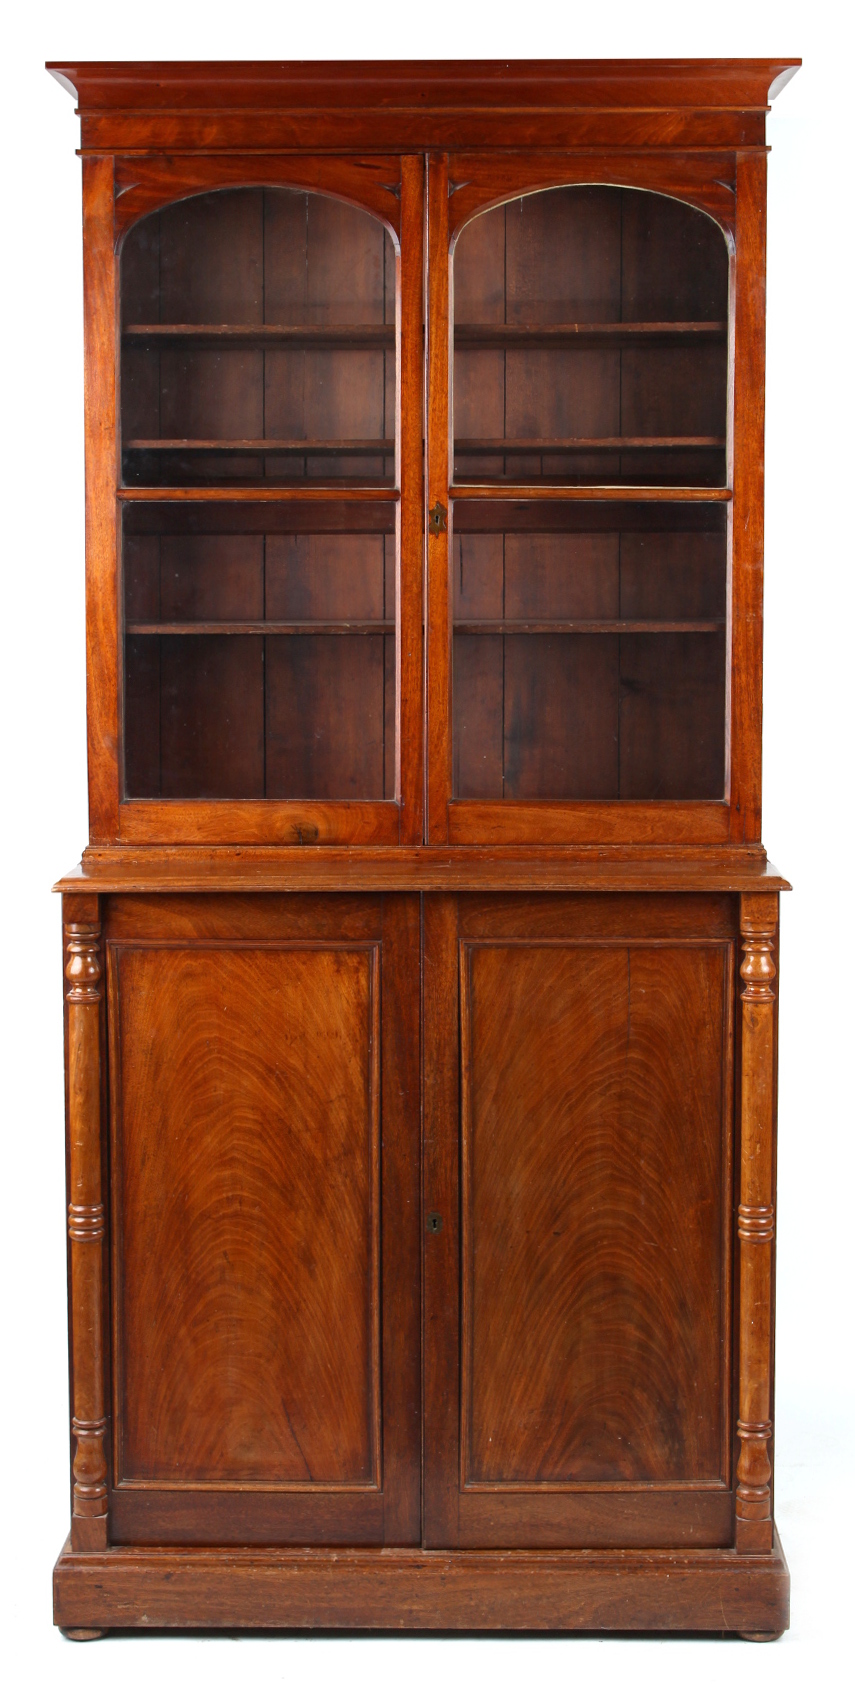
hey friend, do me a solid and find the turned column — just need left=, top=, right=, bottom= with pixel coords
left=64, top=899, right=108, bottom=1550
left=736, top=892, right=778, bottom=1553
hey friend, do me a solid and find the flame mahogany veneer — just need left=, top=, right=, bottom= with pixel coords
left=49, top=57, right=797, bottom=1640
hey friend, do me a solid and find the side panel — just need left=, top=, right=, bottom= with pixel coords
left=104, top=893, right=420, bottom=1545
left=424, top=893, right=737, bottom=1548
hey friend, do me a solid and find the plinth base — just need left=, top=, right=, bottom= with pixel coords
left=54, top=1530, right=789, bottom=1636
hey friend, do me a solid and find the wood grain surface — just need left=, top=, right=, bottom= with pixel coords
left=111, top=941, right=380, bottom=1485
left=425, top=892, right=738, bottom=1550
left=49, top=55, right=794, bottom=1638
left=57, top=846, right=788, bottom=895
left=49, top=59, right=799, bottom=155
left=53, top=1535, right=790, bottom=1635
left=63, top=896, right=109, bottom=1549
left=735, top=893, right=779, bottom=1552
left=103, top=892, right=420, bottom=1545
left=461, top=940, right=730, bottom=1487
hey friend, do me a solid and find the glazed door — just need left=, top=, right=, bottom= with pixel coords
left=104, top=893, right=420, bottom=1545
left=423, top=893, right=738, bottom=1548
left=105, top=156, right=424, bottom=847
left=424, top=154, right=764, bottom=849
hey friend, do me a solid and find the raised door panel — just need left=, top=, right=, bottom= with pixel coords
left=106, top=893, right=420, bottom=1545
left=424, top=893, right=736, bottom=1549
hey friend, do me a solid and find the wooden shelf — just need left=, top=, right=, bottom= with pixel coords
left=125, top=439, right=395, bottom=456
left=127, top=621, right=395, bottom=636
left=451, top=486, right=733, bottom=503
left=454, top=437, right=726, bottom=454
left=454, top=321, right=727, bottom=348
left=453, top=620, right=725, bottom=635
left=124, top=322, right=396, bottom=348
left=127, top=436, right=722, bottom=458
left=124, top=321, right=722, bottom=352
left=118, top=487, right=401, bottom=502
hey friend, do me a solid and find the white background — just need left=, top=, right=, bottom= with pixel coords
left=1, top=2, right=851, bottom=1689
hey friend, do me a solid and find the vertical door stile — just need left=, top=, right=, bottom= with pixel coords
left=426, top=155, right=451, bottom=843
left=398, top=156, right=426, bottom=845
left=422, top=893, right=461, bottom=1546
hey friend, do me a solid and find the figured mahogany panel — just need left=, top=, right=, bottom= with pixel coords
left=103, top=891, right=421, bottom=1546
left=461, top=939, right=730, bottom=1488
left=111, top=941, right=380, bottom=1489
left=420, top=892, right=738, bottom=1548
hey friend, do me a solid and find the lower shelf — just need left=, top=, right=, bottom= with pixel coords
left=53, top=1531, right=789, bottom=1635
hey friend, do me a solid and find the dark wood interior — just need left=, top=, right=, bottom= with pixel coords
left=123, top=501, right=396, bottom=800
left=453, top=187, right=728, bottom=487
left=121, top=188, right=397, bottom=486
left=120, top=189, right=399, bottom=802
left=121, top=182, right=729, bottom=810
left=452, top=501, right=727, bottom=800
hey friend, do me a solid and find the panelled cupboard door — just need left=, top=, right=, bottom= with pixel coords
left=424, top=893, right=737, bottom=1549
left=104, top=893, right=421, bottom=1545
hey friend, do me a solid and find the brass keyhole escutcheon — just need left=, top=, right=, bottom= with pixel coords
left=426, top=1212, right=443, bottom=1234
left=428, top=502, right=448, bottom=536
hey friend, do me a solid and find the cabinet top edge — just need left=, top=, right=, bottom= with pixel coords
left=54, top=849, right=792, bottom=896
left=46, top=59, right=801, bottom=115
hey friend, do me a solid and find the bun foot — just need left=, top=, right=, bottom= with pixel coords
left=61, top=1628, right=105, bottom=1641
left=739, top=1630, right=783, bottom=1642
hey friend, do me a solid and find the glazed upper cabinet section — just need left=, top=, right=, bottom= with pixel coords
left=452, top=186, right=729, bottom=488
left=97, top=148, right=763, bottom=848
left=121, top=188, right=397, bottom=486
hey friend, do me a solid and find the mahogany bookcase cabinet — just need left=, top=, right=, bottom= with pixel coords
left=48, top=58, right=799, bottom=1639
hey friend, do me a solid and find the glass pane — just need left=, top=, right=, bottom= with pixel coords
left=123, top=501, right=396, bottom=799
left=121, top=189, right=397, bottom=487
left=453, top=187, right=728, bottom=487
left=452, top=501, right=726, bottom=800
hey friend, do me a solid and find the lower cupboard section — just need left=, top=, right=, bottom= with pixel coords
left=91, top=889, right=740, bottom=1550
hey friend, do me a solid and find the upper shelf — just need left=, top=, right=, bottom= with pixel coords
left=454, top=322, right=727, bottom=349
left=453, top=437, right=726, bottom=454
left=124, top=323, right=396, bottom=350
left=123, top=321, right=726, bottom=352
left=124, top=436, right=719, bottom=457
left=125, top=438, right=395, bottom=456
